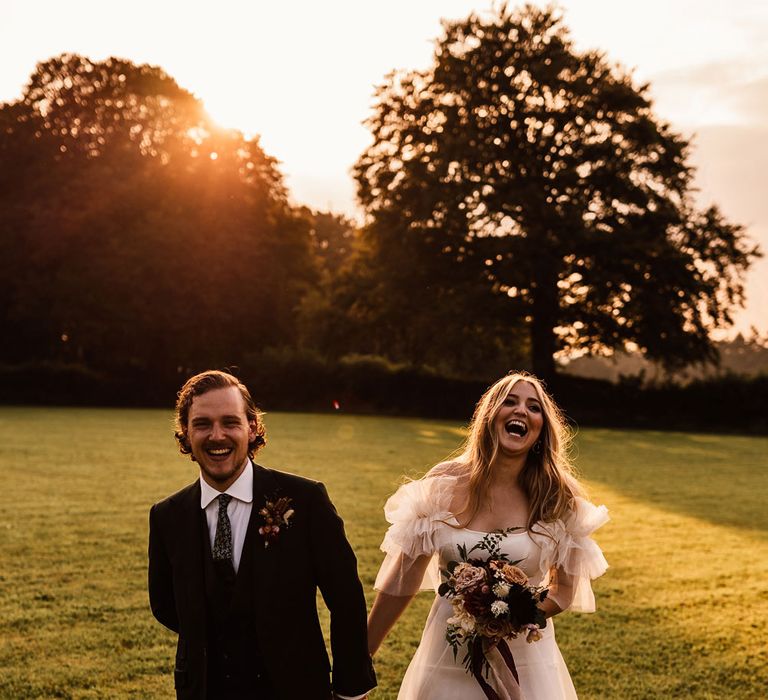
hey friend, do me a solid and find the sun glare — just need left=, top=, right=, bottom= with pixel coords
left=198, top=91, right=255, bottom=139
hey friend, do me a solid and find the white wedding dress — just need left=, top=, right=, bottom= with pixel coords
left=374, top=469, right=609, bottom=700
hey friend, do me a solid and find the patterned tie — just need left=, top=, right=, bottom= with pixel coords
left=212, top=493, right=233, bottom=562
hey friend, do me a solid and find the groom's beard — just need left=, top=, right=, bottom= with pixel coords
left=194, top=442, right=248, bottom=489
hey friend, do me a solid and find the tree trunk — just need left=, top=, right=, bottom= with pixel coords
left=529, top=258, right=559, bottom=383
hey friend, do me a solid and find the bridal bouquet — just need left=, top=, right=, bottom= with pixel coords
left=439, top=529, right=548, bottom=678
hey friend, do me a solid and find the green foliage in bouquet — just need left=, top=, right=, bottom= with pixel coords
left=439, top=529, right=548, bottom=674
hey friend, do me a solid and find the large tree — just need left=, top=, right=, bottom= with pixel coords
left=0, top=54, right=314, bottom=376
left=296, top=208, right=528, bottom=376
left=354, top=4, right=760, bottom=379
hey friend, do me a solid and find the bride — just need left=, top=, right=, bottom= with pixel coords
left=367, top=372, right=609, bottom=699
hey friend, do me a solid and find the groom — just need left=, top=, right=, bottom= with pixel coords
left=148, top=370, right=376, bottom=699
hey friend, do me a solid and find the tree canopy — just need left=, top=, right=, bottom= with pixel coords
left=0, top=54, right=314, bottom=376
left=354, top=4, right=760, bottom=379
left=297, top=209, right=529, bottom=377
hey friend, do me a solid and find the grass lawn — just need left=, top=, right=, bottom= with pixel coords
left=0, top=407, right=766, bottom=699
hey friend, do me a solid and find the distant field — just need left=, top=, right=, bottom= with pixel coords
left=0, top=407, right=766, bottom=699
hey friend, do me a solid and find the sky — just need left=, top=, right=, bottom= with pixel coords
left=2, top=0, right=766, bottom=336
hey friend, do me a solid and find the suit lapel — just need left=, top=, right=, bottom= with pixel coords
left=232, top=464, right=280, bottom=607
left=247, top=463, right=281, bottom=554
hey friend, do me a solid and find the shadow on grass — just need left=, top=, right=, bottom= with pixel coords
left=575, top=428, right=768, bottom=534
left=560, top=601, right=767, bottom=700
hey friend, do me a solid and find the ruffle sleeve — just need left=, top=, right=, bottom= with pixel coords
left=532, top=497, right=609, bottom=613
left=374, top=473, right=457, bottom=596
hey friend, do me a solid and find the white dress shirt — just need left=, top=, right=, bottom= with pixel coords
left=200, top=459, right=254, bottom=574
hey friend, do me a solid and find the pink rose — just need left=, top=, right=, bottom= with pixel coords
left=476, top=618, right=507, bottom=641
left=453, top=563, right=487, bottom=593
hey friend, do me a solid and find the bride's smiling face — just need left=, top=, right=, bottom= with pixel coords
left=493, top=381, right=544, bottom=456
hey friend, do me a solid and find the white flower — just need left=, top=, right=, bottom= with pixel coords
left=491, top=600, right=509, bottom=617
left=447, top=618, right=469, bottom=641
left=460, top=617, right=476, bottom=632
left=493, top=582, right=511, bottom=598
left=448, top=610, right=476, bottom=633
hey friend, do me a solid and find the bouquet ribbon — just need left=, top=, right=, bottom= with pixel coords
left=471, top=638, right=523, bottom=700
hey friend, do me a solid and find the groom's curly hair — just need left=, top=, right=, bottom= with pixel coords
left=174, top=370, right=266, bottom=459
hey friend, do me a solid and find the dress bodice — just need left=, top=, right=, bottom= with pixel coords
left=434, top=525, right=548, bottom=586
left=375, top=471, right=609, bottom=613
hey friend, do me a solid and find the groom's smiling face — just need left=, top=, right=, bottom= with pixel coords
left=185, top=386, right=256, bottom=491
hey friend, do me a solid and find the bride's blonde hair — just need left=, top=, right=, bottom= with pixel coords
left=450, top=372, right=584, bottom=530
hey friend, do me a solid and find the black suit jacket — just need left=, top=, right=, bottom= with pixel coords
left=148, top=463, right=376, bottom=699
